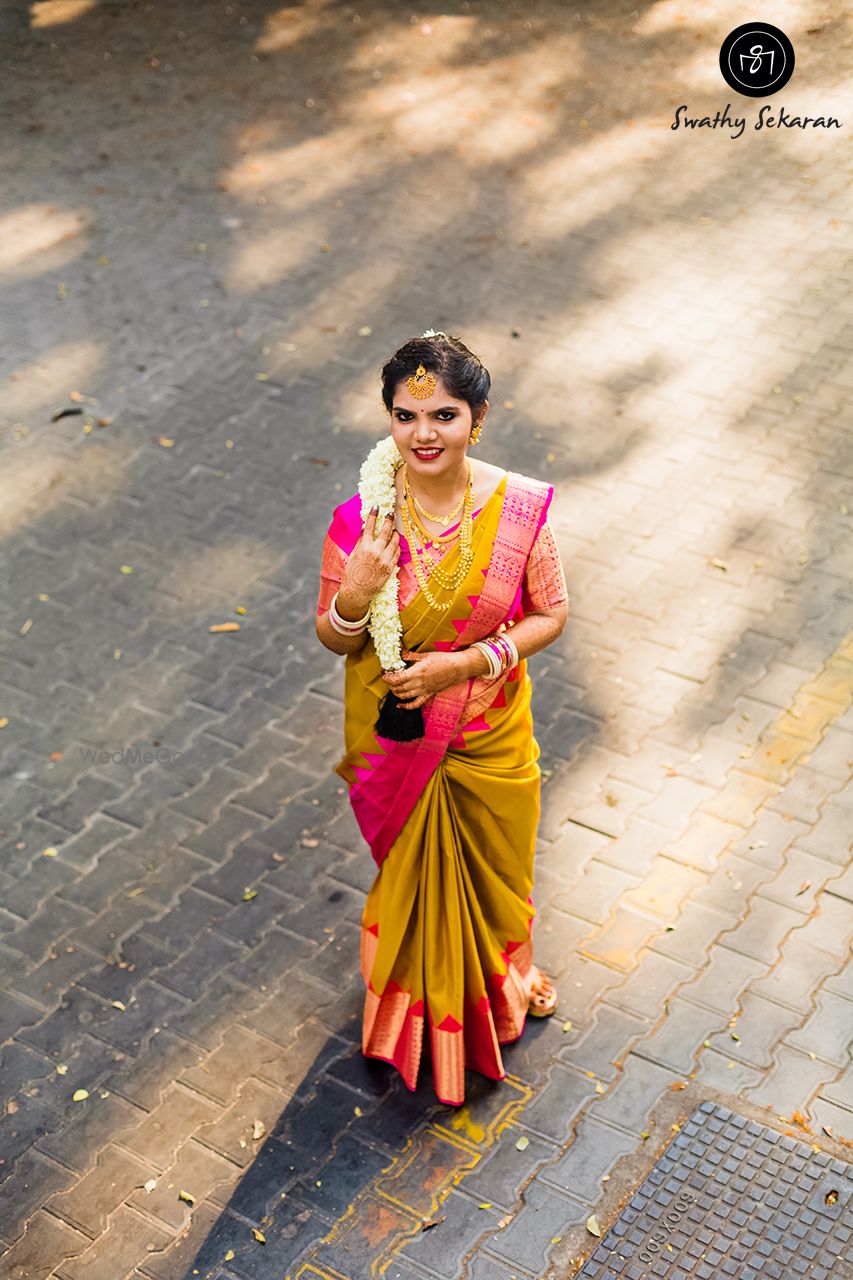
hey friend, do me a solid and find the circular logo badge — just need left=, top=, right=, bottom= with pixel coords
left=719, top=22, right=795, bottom=97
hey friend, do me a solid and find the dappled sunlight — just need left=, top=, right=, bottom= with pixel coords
left=255, top=1, right=333, bottom=54
left=30, top=0, right=95, bottom=28
left=225, top=221, right=328, bottom=292
left=156, top=538, right=284, bottom=612
left=760, top=74, right=853, bottom=159
left=517, top=118, right=666, bottom=241
left=635, top=0, right=818, bottom=38
left=356, top=34, right=586, bottom=163
left=0, top=204, right=91, bottom=281
left=0, top=443, right=121, bottom=539
left=222, top=126, right=385, bottom=206
left=3, top=340, right=103, bottom=421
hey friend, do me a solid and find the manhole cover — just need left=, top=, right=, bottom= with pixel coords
left=577, top=1101, right=851, bottom=1279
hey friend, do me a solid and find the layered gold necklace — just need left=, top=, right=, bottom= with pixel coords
left=400, top=461, right=475, bottom=611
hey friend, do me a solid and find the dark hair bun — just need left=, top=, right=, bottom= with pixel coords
left=380, top=333, right=490, bottom=414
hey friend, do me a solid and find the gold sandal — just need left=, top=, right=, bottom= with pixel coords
left=526, top=967, right=558, bottom=1018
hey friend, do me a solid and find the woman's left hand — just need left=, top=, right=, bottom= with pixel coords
left=381, top=649, right=465, bottom=710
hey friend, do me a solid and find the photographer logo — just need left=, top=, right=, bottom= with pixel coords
left=719, top=22, right=795, bottom=97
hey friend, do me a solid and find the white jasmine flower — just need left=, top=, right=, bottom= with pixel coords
left=358, top=437, right=406, bottom=672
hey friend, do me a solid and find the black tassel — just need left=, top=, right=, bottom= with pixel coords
left=375, top=661, right=425, bottom=741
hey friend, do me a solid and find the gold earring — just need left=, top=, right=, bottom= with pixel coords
left=469, top=411, right=485, bottom=444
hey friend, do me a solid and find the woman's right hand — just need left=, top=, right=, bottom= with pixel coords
left=337, top=507, right=401, bottom=612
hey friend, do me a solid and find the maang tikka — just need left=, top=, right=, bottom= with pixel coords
left=406, top=363, right=436, bottom=400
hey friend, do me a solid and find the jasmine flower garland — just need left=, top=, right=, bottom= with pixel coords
left=358, top=435, right=406, bottom=673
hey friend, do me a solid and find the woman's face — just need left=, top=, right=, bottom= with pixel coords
left=389, top=377, right=478, bottom=479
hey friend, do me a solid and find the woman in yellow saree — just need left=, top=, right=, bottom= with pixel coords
left=316, top=333, right=569, bottom=1106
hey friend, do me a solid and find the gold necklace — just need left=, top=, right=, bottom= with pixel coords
left=409, top=461, right=470, bottom=526
left=401, top=463, right=469, bottom=543
left=401, top=483, right=475, bottom=610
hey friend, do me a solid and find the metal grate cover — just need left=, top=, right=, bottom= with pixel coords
left=576, top=1101, right=852, bottom=1279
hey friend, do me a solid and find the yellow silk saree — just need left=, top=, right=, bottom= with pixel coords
left=317, top=470, right=568, bottom=1105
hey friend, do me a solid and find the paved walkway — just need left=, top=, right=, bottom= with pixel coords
left=0, top=3, right=851, bottom=1279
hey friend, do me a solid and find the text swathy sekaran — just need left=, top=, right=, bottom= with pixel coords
left=671, top=103, right=842, bottom=140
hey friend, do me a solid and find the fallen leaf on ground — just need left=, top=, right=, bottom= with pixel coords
left=670, top=1081, right=687, bottom=1091
left=421, top=1216, right=445, bottom=1231
left=242, top=887, right=258, bottom=901
left=586, top=1214, right=602, bottom=1238
left=143, top=1178, right=156, bottom=1193
left=72, top=1089, right=89, bottom=1101
left=209, top=622, right=241, bottom=633
left=795, top=880, right=811, bottom=896
left=252, top=1119, right=265, bottom=1141
left=515, top=1135, right=529, bottom=1151
left=252, top=1228, right=266, bottom=1244
left=178, top=1190, right=195, bottom=1204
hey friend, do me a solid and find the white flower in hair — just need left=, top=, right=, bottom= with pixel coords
left=358, top=436, right=406, bottom=672
left=420, top=328, right=447, bottom=339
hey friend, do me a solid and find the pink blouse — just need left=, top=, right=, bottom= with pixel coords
left=317, top=487, right=569, bottom=621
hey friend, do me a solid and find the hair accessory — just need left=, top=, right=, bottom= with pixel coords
left=406, top=363, right=437, bottom=400
left=420, top=328, right=447, bottom=338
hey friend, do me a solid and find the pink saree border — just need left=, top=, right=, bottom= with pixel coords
left=347, top=471, right=555, bottom=867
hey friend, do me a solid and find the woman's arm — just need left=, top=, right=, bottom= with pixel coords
left=455, top=604, right=568, bottom=678
left=458, top=513, right=570, bottom=677
left=315, top=588, right=372, bottom=656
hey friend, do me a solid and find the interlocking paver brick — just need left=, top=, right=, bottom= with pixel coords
left=46, top=1145, right=155, bottom=1239
left=607, top=951, right=695, bottom=1020
left=126, top=1137, right=237, bottom=1228
left=520, top=1066, right=600, bottom=1143
left=0, top=1149, right=77, bottom=1243
left=588, top=1054, right=680, bottom=1136
left=0, top=1210, right=88, bottom=1280
left=792, top=893, right=853, bottom=960
left=746, top=1047, right=840, bottom=1120
left=489, top=1179, right=588, bottom=1272
left=195, top=1077, right=293, bottom=1168
left=118, top=1084, right=218, bottom=1169
left=638, top=998, right=726, bottom=1076
left=540, top=1114, right=637, bottom=1206
left=720, top=897, right=805, bottom=966
left=560, top=1003, right=648, bottom=1083
left=579, top=909, right=658, bottom=971
left=11, top=944, right=102, bottom=1011
left=55, top=1205, right=172, bottom=1280
left=4, top=900, right=92, bottom=964
left=658, top=809, right=744, bottom=873
left=785, top=991, right=853, bottom=1068
left=553, top=862, right=639, bottom=925
left=35, top=1092, right=144, bottom=1176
